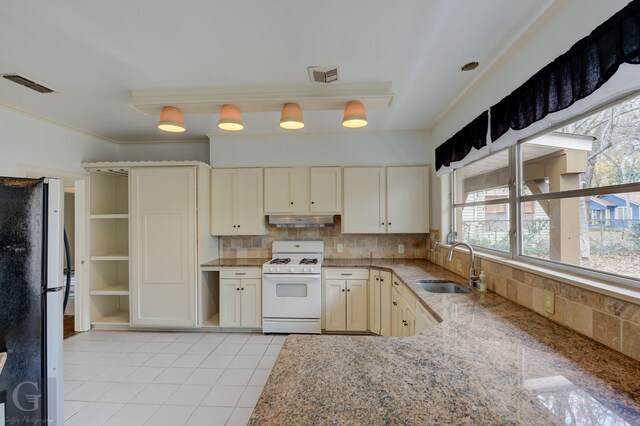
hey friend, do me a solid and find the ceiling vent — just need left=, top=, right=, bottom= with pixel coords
left=308, top=66, right=339, bottom=83
left=2, top=74, right=54, bottom=93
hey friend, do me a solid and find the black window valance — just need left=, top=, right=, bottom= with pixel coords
left=435, top=0, right=640, bottom=174
left=435, top=111, right=488, bottom=172
left=491, top=0, right=640, bottom=142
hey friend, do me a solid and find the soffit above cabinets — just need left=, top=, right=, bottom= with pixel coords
left=130, top=82, right=394, bottom=115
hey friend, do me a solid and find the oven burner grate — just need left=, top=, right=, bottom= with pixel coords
left=269, top=258, right=291, bottom=265
left=300, top=258, right=318, bottom=265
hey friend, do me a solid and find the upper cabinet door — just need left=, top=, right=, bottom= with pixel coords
left=236, top=168, right=266, bottom=235
left=264, top=168, right=295, bottom=213
left=342, top=167, right=386, bottom=234
left=211, top=169, right=237, bottom=236
left=310, top=167, right=342, bottom=213
left=130, top=167, right=196, bottom=328
left=264, top=167, right=310, bottom=214
left=386, top=166, right=430, bottom=233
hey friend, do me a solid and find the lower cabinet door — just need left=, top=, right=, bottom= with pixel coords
left=368, top=271, right=381, bottom=334
left=391, top=289, right=401, bottom=337
left=220, top=279, right=241, bottom=327
left=240, top=278, right=262, bottom=328
left=403, top=306, right=415, bottom=337
left=379, top=271, right=392, bottom=336
left=325, top=280, right=346, bottom=331
left=347, top=279, right=368, bottom=332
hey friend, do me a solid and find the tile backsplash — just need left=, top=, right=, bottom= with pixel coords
left=219, top=217, right=428, bottom=259
left=427, top=246, right=640, bottom=362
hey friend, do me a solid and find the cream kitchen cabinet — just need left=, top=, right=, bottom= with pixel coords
left=342, top=167, right=386, bottom=233
left=264, top=167, right=310, bottom=214
left=386, top=166, right=430, bottom=233
left=368, top=269, right=391, bottom=335
left=83, top=161, right=216, bottom=330
left=219, top=269, right=262, bottom=328
left=211, top=168, right=266, bottom=236
left=324, top=269, right=368, bottom=332
left=264, top=167, right=341, bottom=215
left=391, top=274, right=418, bottom=337
left=310, top=167, right=342, bottom=213
left=342, top=166, right=429, bottom=234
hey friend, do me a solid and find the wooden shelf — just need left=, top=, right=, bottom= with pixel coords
left=91, top=310, right=130, bottom=326
left=91, top=255, right=129, bottom=261
left=90, top=283, right=129, bottom=296
left=203, top=314, right=220, bottom=328
left=91, top=214, right=129, bottom=220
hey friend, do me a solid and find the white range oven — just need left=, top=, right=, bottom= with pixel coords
left=262, top=241, right=323, bottom=334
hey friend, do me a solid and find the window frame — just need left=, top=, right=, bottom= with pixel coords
left=450, top=147, right=516, bottom=257
left=450, top=92, right=640, bottom=290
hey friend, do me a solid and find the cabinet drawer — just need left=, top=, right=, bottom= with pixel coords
left=324, top=268, right=369, bottom=280
left=220, top=268, right=262, bottom=279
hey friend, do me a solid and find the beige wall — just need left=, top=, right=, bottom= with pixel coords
left=220, top=217, right=427, bottom=259
left=427, top=245, right=640, bottom=362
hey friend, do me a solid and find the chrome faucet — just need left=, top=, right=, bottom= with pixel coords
left=447, top=242, right=479, bottom=288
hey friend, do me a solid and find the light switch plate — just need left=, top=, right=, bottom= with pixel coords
left=544, top=290, right=555, bottom=314
left=398, top=244, right=404, bottom=254
left=337, top=244, right=343, bottom=253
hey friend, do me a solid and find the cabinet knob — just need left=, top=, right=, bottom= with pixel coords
left=393, top=301, right=398, bottom=306
left=380, top=278, right=384, bottom=282
left=233, top=225, right=236, bottom=228
left=290, top=201, right=294, bottom=205
left=388, top=222, right=392, bottom=225
left=311, top=201, right=315, bottom=204
left=236, top=288, right=240, bottom=291
left=237, top=225, right=240, bottom=228
left=347, top=289, right=351, bottom=292
left=241, top=288, right=244, bottom=290
left=376, top=277, right=379, bottom=281
left=381, top=222, right=385, bottom=225
left=341, top=289, right=345, bottom=292
left=394, top=281, right=399, bottom=286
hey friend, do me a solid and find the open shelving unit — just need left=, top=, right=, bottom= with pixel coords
left=88, top=170, right=131, bottom=327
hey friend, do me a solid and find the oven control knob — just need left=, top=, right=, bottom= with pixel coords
left=304, top=267, right=310, bottom=272
left=269, top=267, right=274, bottom=272
left=276, top=267, right=281, bottom=272
left=290, top=267, right=295, bottom=272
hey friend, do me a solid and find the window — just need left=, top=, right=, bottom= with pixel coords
left=452, top=93, right=640, bottom=286
left=452, top=150, right=512, bottom=253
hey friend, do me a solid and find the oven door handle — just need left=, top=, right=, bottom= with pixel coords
left=263, top=274, right=321, bottom=280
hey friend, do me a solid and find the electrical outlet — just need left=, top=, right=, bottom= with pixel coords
left=544, top=290, right=555, bottom=314
left=337, top=244, right=343, bottom=253
left=398, top=244, right=404, bottom=254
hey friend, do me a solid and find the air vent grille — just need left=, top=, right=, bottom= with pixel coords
left=3, top=74, right=54, bottom=93
left=308, top=66, right=339, bottom=83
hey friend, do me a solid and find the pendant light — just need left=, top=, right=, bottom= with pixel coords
left=279, top=103, right=305, bottom=130
left=342, top=100, right=368, bottom=128
left=217, top=104, right=244, bottom=131
left=157, top=106, right=186, bottom=133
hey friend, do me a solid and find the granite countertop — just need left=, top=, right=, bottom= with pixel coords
left=200, top=258, right=269, bottom=268
left=249, top=259, right=640, bottom=425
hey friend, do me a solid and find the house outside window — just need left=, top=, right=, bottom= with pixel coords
left=452, top=93, right=640, bottom=286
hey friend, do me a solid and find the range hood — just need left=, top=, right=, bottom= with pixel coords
left=268, top=215, right=335, bottom=228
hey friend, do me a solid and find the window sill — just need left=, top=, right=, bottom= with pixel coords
left=439, top=246, right=640, bottom=305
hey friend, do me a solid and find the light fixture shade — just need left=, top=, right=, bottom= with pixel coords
left=158, top=106, right=186, bottom=132
left=218, top=104, right=244, bottom=131
left=279, top=103, right=305, bottom=130
left=342, top=100, right=368, bottom=128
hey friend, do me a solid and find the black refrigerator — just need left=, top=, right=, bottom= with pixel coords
left=0, top=177, right=64, bottom=425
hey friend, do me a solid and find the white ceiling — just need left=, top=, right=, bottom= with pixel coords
left=0, top=0, right=553, bottom=143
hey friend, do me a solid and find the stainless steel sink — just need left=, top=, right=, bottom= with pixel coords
left=416, top=280, right=470, bottom=294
